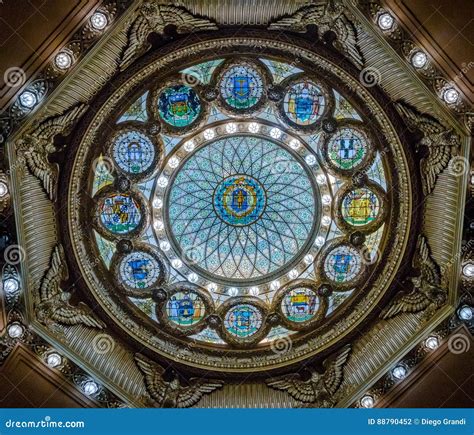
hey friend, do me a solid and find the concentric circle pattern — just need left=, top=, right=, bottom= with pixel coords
left=166, top=135, right=318, bottom=283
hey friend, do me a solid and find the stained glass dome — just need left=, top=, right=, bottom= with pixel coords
left=83, top=53, right=393, bottom=357
left=165, top=135, right=318, bottom=284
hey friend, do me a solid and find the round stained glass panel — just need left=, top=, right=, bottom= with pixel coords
left=281, top=288, right=319, bottom=323
left=283, top=80, right=326, bottom=126
left=158, top=85, right=201, bottom=127
left=327, top=128, right=368, bottom=171
left=224, top=304, right=262, bottom=338
left=341, top=188, right=380, bottom=227
left=166, top=291, right=206, bottom=326
left=98, top=193, right=141, bottom=235
left=112, top=130, right=155, bottom=175
left=119, top=251, right=163, bottom=289
left=323, top=245, right=361, bottom=283
left=165, top=135, right=318, bottom=283
left=220, top=65, right=264, bottom=110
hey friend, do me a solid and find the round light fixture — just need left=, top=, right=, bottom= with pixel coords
left=46, top=352, right=63, bottom=368
left=19, top=91, right=37, bottom=108
left=462, top=263, right=474, bottom=278
left=378, top=12, right=395, bottom=30
left=0, top=181, right=9, bottom=197
left=7, top=322, right=24, bottom=338
left=425, top=336, right=439, bottom=350
left=3, top=278, right=19, bottom=293
left=54, top=51, right=73, bottom=70
left=90, top=11, right=108, bottom=30
left=83, top=380, right=99, bottom=395
left=411, top=51, right=427, bottom=68
left=360, top=395, right=375, bottom=408
left=442, top=87, right=459, bottom=104
left=392, top=364, right=407, bottom=380
left=458, top=305, right=473, bottom=321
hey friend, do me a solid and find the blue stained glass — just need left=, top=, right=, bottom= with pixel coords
left=119, top=251, right=162, bottom=289
left=282, top=288, right=319, bottom=323
left=283, top=81, right=326, bottom=126
left=166, top=291, right=206, bottom=326
left=98, top=193, right=141, bottom=235
left=166, top=135, right=317, bottom=282
left=117, top=91, right=148, bottom=123
left=220, top=65, right=264, bottom=110
left=224, top=304, right=262, bottom=338
left=158, top=85, right=201, bottom=127
left=324, top=245, right=361, bottom=283
left=112, top=130, right=155, bottom=174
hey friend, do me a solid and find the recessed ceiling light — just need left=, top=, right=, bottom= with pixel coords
left=425, top=336, right=439, bottom=350
left=462, top=263, right=474, bottom=278
left=3, top=278, right=19, bottom=293
left=83, top=380, right=99, bottom=395
left=378, top=12, right=395, bottom=30
left=442, top=87, right=459, bottom=104
left=54, top=51, right=73, bottom=70
left=392, top=365, right=407, bottom=380
left=458, top=305, right=473, bottom=321
left=7, top=322, right=24, bottom=338
left=90, top=12, right=108, bottom=30
left=46, top=352, right=63, bottom=368
left=19, top=91, right=37, bottom=108
left=0, top=181, right=9, bottom=197
left=360, top=395, right=375, bottom=408
left=411, top=51, right=427, bottom=69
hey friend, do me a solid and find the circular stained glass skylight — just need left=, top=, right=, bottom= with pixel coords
left=158, top=85, right=201, bottom=127
left=97, top=193, right=142, bottom=235
left=325, top=127, right=369, bottom=172
left=165, top=291, right=206, bottom=327
left=323, top=244, right=362, bottom=284
left=283, top=80, right=326, bottom=126
left=281, top=288, right=319, bottom=323
left=164, top=135, right=318, bottom=284
left=224, top=304, right=263, bottom=338
left=341, top=187, right=380, bottom=227
left=219, top=64, right=264, bottom=110
left=111, top=130, right=155, bottom=175
left=118, top=251, right=163, bottom=290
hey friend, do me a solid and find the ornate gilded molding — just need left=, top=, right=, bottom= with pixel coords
left=268, top=2, right=364, bottom=69
left=266, top=345, right=351, bottom=407
left=135, top=354, right=223, bottom=408
left=395, top=101, right=460, bottom=196
left=381, top=235, right=446, bottom=320
left=120, top=2, right=219, bottom=70
left=35, top=244, right=104, bottom=329
left=15, top=104, right=87, bottom=202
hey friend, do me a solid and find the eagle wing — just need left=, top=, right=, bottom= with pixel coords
left=395, top=102, right=445, bottom=135
left=35, top=104, right=87, bottom=142
left=158, top=6, right=218, bottom=34
left=420, top=145, right=452, bottom=196
left=24, top=149, right=58, bottom=202
left=50, top=302, right=105, bottom=329
left=120, top=15, right=151, bottom=70
left=333, top=14, right=364, bottom=68
left=413, top=235, right=440, bottom=285
left=380, top=290, right=430, bottom=319
left=266, top=374, right=316, bottom=403
left=135, top=354, right=168, bottom=405
left=322, top=345, right=351, bottom=395
left=40, top=245, right=68, bottom=301
left=268, top=5, right=326, bottom=32
left=176, top=378, right=223, bottom=408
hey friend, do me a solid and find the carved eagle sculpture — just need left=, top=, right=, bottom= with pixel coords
left=17, top=104, right=87, bottom=202
left=135, top=354, right=223, bottom=408
left=36, top=244, right=104, bottom=329
left=266, top=345, right=351, bottom=407
left=395, top=102, right=460, bottom=196
left=381, top=235, right=446, bottom=320
left=269, top=1, right=364, bottom=69
left=120, top=3, right=218, bottom=70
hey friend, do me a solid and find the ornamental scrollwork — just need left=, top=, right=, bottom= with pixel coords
left=15, top=104, right=87, bottom=202
left=268, top=1, right=364, bottom=69
left=135, top=353, right=223, bottom=408
left=120, top=3, right=219, bottom=70
left=266, top=345, right=351, bottom=407
left=381, top=235, right=446, bottom=320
